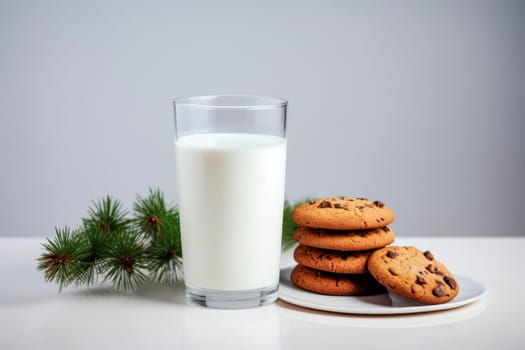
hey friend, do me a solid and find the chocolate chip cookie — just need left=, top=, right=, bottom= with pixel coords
left=290, top=264, right=386, bottom=296
left=293, top=226, right=395, bottom=251
left=291, top=197, right=395, bottom=230
left=367, top=246, right=460, bottom=304
left=293, top=244, right=372, bottom=274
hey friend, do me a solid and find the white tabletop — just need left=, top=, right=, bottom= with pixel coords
left=1, top=236, right=523, bottom=350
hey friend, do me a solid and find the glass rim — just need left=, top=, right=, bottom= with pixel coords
left=173, top=95, right=288, bottom=110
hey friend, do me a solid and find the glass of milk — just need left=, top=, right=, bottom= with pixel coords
left=173, top=95, right=287, bottom=309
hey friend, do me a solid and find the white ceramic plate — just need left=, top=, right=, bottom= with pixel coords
left=278, top=267, right=486, bottom=315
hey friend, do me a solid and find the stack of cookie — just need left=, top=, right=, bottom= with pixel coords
left=289, top=197, right=396, bottom=296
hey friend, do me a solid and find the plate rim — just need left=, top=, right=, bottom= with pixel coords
left=278, top=266, right=486, bottom=315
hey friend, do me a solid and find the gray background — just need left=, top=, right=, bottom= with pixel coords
left=1, top=0, right=524, bottom=237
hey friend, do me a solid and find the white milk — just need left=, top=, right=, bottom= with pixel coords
left=175, top=133, right=287, bottom=291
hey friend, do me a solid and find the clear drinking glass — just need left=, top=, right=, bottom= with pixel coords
left=173, top=95, right=287, bottom=309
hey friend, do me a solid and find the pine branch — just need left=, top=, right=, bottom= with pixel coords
left=37, top=227, right=89, bottom=291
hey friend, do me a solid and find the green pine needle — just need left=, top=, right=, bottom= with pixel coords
left=101, top=229, right=148, bottom=292
left=37, top=227, right=89, bottom=291
left=77, top=225, right=112, bottom=286
left=133, top=188, right=177, bottom=238
left=83, top=195, right=129, bottom=233
left=145, top=218, right=183, bottom=285
left=282, top=198, right=312, bottom=250
left=161, top=210, right=183, bottom=258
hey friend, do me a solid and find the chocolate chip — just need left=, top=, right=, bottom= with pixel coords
left=333, top=203, right=347, bottom=209
left=432, top=286, right=446, bottom=297
left=444, top=276, right=457, bottom=290
left=317, top=200, right=332, bottom=208
left=382, top=227, right=390, bottom=232
left=416, top=275, right=426, bottom=285
left=357, top=205, right=365, bottom=211
left=373, top=200, right=385, bottom=208
left=309, top=200, right=316, bottom=205
left=386, top=250, right=399, bottom=258
left=426, top=264, right=437, bottom=273
left=423, top=251, right=434, bottom=261
left=357, top=197, right=368, bottom=200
